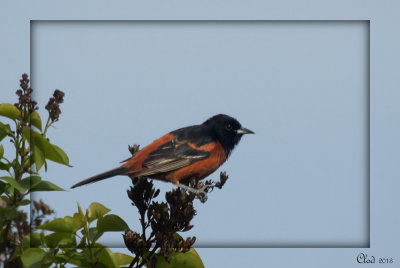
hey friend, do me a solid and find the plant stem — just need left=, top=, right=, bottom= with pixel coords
left=138, top=244, right=159, bottom=268
left=12, top=123, right=21, bottom=207
left=84, top=220, right=95, bottom=265
left=43, top=116, right=51, bottom=136
left=129, top=255, right=139, bottom=268
left=140, top=212, right=146, bottom=240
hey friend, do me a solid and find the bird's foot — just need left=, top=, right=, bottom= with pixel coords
left=176, top=183, right=208, bottom=203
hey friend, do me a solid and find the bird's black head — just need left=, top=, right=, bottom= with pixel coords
left=202, top=114, right=254, bottom=156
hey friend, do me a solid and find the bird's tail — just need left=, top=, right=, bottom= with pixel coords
left=71, top=166, right=130, bottom=189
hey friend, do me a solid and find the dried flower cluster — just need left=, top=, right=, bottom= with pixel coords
left=14, top=74, right=39, bottom=133
left=128, top=144, right=140, bottom=156
left=14, top=73, right=38, bottom=114
left=45, top=89, right=65, bottom=122
left=11, top=199, right=54, bottom=241
left=124, top=178, right=197, bottom=268
left=0, top=198, right=54, bottom=267
left=203, top=171, right=229, bottom=192
left=122, top=144, right=229, bottom=268
left=31, top=200, right=55, bottom=228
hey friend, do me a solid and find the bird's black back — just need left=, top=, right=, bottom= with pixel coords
left=171, top=125, right=217, bottom=147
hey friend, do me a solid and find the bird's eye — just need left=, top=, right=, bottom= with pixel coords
left=225, top=123, right=233, bottom=131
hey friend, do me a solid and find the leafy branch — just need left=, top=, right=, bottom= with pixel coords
left=0, top=74, right=69, bottom=266
left=0, top=74, right=131, bottom=267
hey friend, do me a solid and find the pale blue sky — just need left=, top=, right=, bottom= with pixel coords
left=29, top=20, right=368, bottom=248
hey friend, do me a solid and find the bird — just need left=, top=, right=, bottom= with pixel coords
left=71, top=114, right=254, bottom=201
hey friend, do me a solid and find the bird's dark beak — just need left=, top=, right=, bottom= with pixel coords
left=236, top=127, right=255, bottom=135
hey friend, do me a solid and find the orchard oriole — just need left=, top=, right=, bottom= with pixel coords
left=71, top=114, right=254, bottom=201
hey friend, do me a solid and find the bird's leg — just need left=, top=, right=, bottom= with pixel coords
left=176, top=183, right=208, bottom=203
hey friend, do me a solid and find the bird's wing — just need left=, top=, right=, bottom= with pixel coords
left=132, top=138, right=210, bottom=177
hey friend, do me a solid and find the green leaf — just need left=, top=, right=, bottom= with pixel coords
left=44, top=232, right=75, bottom=248
left=0, top=206, right=18, bottom=226
left=22, top=126, right=31, bottom=142
left=37, top=216, right=81, bottom=233
left=97, top=247, right=119, bottom=268
left=45, top=143, right=70, bottom=166
left=0, top=145, right=4, bottom=159
left=32, top=144, right=45, bottom=171
left=8, top=246, right=22, bottom=261
left=30, top=111, right=42, bottom=131
left=53, top=254, right=71, bottom=264
left=31, top=232, right=44, bottom=247
left=6, top=207, right=18, bottom=220
left=73, top=211, right=85, bottom=227
left=22, top=154, right=32, bottom=169
left=1, top=195, right=12, bottom=205
left=20, top=176, right=42, bottom=190
left=0, top=228, right=4, bottom=243
left=77, top=202, right=85, bottom=218
left=23, top=233, right=43, bottom=249
left=0, top=103, right=21, bottom=120
left=17, top=199, right=31, bottom=206
left=0, top=122, right=11, bottom=143
left=97, top=214, right=129, bottom=233
left=53, top=247, right=83, bottom=265
left=30, top=180, right=64, bottom=192
left=86, top=202, right=110, bottom=222
left=0, top=176, right=26, bottom=192
left=156, top=248, right=205, bottom=268
left=77, top=235, right=86, bottom=248
left=21, top=127, right=44, bottom=171
left=21, top=248, right=48, bottom=268
left=0, top=161, right=10, bottom=171
left=23, top=127, right=70, bottom=167
left=113, top=253, right=134, bottom=266
left=0, top=181, right=6, bottom=195
left=88, top=227, right=102, bottom=242
left=62, top=255, right=83, bottom=267
left=32, top=133, right=70, bottom=166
